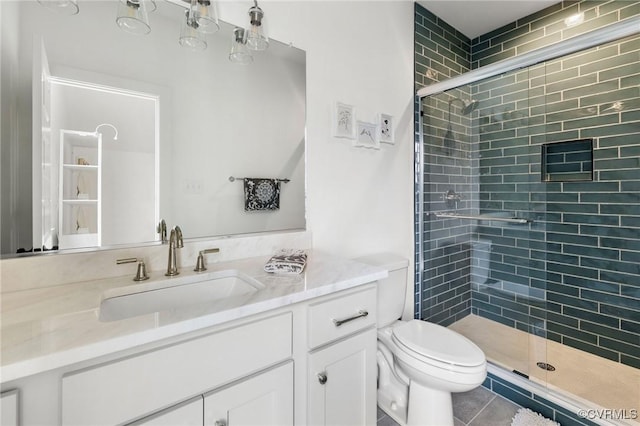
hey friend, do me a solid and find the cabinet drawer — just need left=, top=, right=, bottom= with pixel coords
left=308, top=285, right=376, bottom=349
left=62, top=312, right=292, bottom=426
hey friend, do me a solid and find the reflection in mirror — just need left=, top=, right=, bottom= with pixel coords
left=0, top=0, right=306, bottom=257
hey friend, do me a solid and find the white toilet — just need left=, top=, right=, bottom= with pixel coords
left=357, top=253, right=487, bottom=426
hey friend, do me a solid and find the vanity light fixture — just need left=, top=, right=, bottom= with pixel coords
left=37, top=0, right=226, bottom=53
left=36, top=0, right=79, bottom=15
left=246, top=0, right=269, bottom=52
left=116, top=0, right=151, bottom=36
left=179, top=0, right=207, bottom=50
left=229, top=27, right=253, bottom=64
left=192, top=0, right=219, bottom=34
left=94, top=123, right=119, bottom=141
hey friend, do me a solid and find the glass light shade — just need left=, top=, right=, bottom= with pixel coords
left=246, top=5, right=269, bottom=51
left=116, top=0, right=151, bottom=36
left=36, top=0, right=79, bottom=15
left=229, top=28, right=253, bottom=64
left=195, top=0, right=220, bottom=34
left=179, top=9, right=207, bottom=51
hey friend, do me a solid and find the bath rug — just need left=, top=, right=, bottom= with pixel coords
left=264, top=249, right=307, bottom=274
left=244, top=178, right=280, bottom=211
left=511, top=408, right=560, bottom=426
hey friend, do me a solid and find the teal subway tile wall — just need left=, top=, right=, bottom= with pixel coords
left=416, top=0, right=640, bottom=369
left=415, top=3, right=474, bottom=325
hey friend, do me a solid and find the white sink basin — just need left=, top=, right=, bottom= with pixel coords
left=99, top=270, right=264, bottom=322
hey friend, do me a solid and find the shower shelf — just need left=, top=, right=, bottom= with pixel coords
left=430, top=212, right=533, bottom=224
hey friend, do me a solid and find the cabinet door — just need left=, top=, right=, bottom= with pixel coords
left=204, top=362, right=293, bottom=426
left=308, top=328, right=377, bottom=426
left=1, top=390, right=19, bottom=426
left=129, top=396, right=203, bottom=426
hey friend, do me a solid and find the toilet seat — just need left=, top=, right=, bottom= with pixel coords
left=391, top=320, right=485, bottom=369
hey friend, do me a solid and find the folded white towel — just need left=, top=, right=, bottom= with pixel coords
left=264, top=249, right=307, bottom=274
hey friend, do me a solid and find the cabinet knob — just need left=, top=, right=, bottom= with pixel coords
left=317, top=372, right=328, bottom=385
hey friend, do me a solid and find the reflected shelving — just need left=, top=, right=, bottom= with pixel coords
left=59, top=129, right=102, bottom=249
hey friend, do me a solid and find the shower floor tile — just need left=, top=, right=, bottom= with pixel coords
left=449, top=314, right=640, bottom=415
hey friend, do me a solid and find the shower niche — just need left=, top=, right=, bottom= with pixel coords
left=541, top=138, right=593, bottom=182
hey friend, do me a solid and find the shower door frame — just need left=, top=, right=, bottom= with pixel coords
left=417, top=16, right=640, bottom=99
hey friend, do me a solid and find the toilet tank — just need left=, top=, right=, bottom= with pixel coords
left=354, top=253, right=409, bottom=328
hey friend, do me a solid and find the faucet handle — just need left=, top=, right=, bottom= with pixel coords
left=194, top=248, right=220, bottom=273
left=134, top=260, right=150, bottom=281
left=157, top=219, right=167, bottom=244
left=117, top=257, right=150, bottom=281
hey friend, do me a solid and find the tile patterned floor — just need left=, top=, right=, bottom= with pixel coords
left=377, top=386, right=520, bottom=426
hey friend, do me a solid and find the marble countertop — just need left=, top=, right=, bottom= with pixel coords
left=0, top=252, right=387, bottom=383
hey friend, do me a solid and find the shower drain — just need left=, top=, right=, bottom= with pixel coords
left=537, top=362, right=556, bottom=371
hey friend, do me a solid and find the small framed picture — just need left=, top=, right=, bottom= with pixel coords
left=378, top=113, right=394, bottom=144
left=354, top=121, right=380, bottom=149
left=332, top=102, right=356, bottom=139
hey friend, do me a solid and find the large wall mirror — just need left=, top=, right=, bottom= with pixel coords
left=1, top=0, right=306, bottom=257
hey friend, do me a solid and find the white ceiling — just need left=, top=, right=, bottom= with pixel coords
left=417, top=0, right=559, bottom=39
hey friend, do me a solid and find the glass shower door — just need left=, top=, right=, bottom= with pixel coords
left=417, top=65, right=549, bottom=381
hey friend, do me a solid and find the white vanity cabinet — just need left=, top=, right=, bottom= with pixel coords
left=307, top=285, right=378, bottom=426
left=129, top=362, right=293, bottom=426
left=204, top=362, right=293, bottom=426
left=62, top=313, right=292, bottom=426
left=4, top=279, right=380, bottom=426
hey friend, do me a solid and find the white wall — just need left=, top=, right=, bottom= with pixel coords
left=218, top=1, right=415, bottom=316
left=219, top=1, right=415, bottom=256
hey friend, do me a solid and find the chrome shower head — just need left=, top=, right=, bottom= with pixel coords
left=449, top=98, right=479, bottom=116
left=461, top=99, right=479, bottom=115
left=443, top=98, right=478, bottom=156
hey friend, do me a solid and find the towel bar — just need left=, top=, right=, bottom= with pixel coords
left=229, top=176, right=290, bottom=183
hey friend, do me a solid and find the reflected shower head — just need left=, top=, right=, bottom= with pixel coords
left=443, top=98, right=479, bottom=156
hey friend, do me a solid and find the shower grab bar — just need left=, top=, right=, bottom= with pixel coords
left=430, top=212, right=532, bottom=224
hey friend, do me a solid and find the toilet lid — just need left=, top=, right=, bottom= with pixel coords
left=392, top=320, right=485, bottom=367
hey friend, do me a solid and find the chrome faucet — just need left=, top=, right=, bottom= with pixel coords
left=165, top=226, right=184, bottom=276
